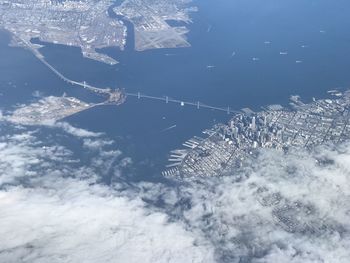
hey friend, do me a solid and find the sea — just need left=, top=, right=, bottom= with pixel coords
left=1, top=0, right=350, bottom=181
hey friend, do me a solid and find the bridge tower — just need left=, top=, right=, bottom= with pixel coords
left=83, top=81, right=86, bottom=89
left=197, top=101, right=200, bottom=109
left=227, top=106, right=230, bottom=114
left=138, top=92, right=141, bottom=99
left=166, top=96, right=169, bottom=103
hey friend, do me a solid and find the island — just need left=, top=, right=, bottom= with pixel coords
left=5, top=96, right=94, bottom=125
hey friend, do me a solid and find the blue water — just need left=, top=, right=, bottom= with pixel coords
left=1, top=0, right=350, bottom=180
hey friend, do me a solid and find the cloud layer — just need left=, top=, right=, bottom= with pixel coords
left=161, top=146, right=350, bottom=262
left=0, top=122, right=213, bottom=263
left=1, top=121, right=350, bottom=263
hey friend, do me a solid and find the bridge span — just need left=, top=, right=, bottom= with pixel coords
left=22, top=37, right=238, bottom=115
left=20, top=37, right=108, bottom=95
left=125, top=92, right=239, bottom=114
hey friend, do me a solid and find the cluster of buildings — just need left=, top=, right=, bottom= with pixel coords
left=163, top=90, right=350, bottom=177
left=0, top=0, right=196, bottom=64
left=5, top=96, right=93, bottom=125
left=0, top=0, right=125, bottom=65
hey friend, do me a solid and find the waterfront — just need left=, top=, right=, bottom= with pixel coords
left=2, top=0, right=350, bottom=180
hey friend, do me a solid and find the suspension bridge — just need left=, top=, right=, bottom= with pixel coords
left=125, top=92, right=239, bottom=114
left=23, top=38, right=239, bottom=115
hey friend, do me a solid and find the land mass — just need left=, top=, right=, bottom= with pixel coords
left=163, top=90, right=350, bottom=177
left=4, top=96, right=94, bottom=125
left=0, top=0, right=125, bottom=64
left=0, top=0, right=195, bottom=64
left=114, top=0, right=196, bottom=51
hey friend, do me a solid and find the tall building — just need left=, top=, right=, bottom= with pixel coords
left=251, top=116, right=256, bottom=131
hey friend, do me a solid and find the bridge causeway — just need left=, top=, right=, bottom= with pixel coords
left=23, top=37, right=238, bottom=115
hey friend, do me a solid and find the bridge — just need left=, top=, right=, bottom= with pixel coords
left=22, top=38, right=238, bottom=115
left=125, top=92, right=239, bottom=114
left=19, top=37, right=109, bottom=95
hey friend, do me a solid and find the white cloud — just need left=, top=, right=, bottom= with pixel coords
left=1, top=121, right=350, bottom=263
left=164, top=146, right=350, bottom=262
left=53, top=122, right=103, bottom=138
left=0, top=123, right=213, bottom=263
left=83, top=137, right=114, bottom=150
left=0, top=179, right=213, bottom=263
left=32, top=90, right=44, bottom=98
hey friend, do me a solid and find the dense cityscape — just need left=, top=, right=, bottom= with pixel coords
left=164, top=90, right=350, bottom=177
left=0, top=0, right=194, bottom=64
